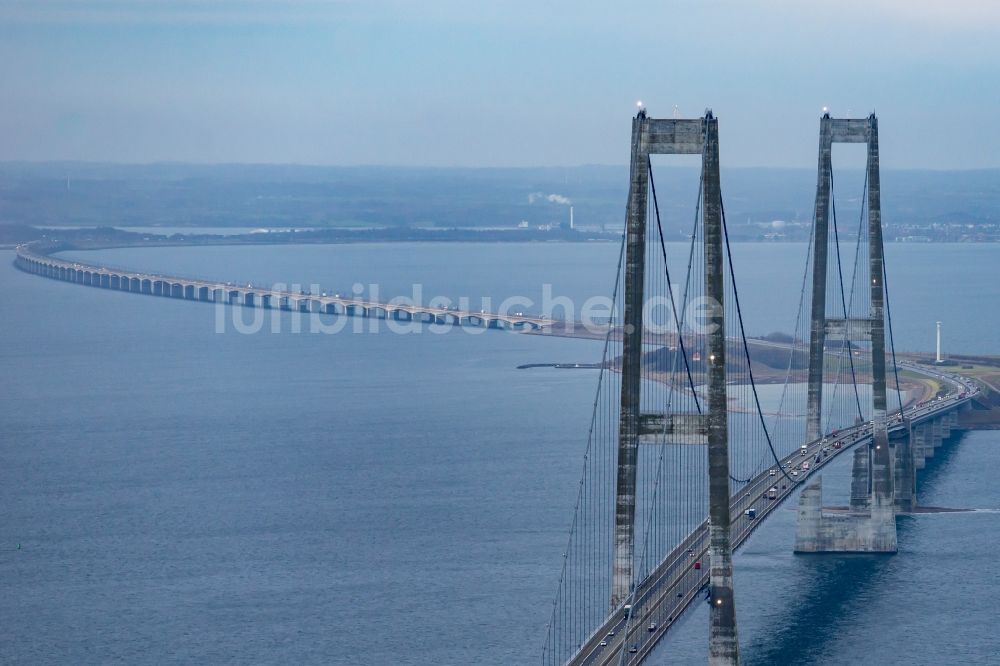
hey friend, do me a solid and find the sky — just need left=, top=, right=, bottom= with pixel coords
left=1, top=0, right=999, bottom=169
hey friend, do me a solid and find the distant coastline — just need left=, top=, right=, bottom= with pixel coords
left=2, top=163, right=999, bottom=244
left=0, top=224, right=612, bottom=250
left=2, top=223, right=999, bottom=251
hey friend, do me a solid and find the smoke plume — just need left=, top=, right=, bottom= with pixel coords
left=528, top=192, right=572, bottom=206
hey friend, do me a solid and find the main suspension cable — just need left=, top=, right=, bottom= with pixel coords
left=720, top=198, right=794, bottom=483
left=881, top=233, right=905, bottom=416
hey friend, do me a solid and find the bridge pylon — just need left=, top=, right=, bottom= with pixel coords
left=611, top=109, right=739, bottom=664
left=796, top=112, right=897, bottom=553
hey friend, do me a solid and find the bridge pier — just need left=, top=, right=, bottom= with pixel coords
left=931, top=418, right=944, bottom=453
left=795, top=476, right=898, bottom=553
left=850, top=433, right=918, bottom=513
left=893, top=430, right=916, bottom=513
left=939, top=414, right=952, bottom=440
left=913, top=423, right=930, bottom=469
left=928, top=414, right=954, bottom=458
left=850, top=446, right=870, bottom=512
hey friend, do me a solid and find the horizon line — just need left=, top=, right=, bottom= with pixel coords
left=2, top=159, right=1000, bottom=174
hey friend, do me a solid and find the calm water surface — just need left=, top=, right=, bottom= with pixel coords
left=2, top=242, right=998, bottom=664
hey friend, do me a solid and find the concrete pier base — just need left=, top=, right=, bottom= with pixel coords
left=893, top=434, right=916, bottom=513
left=913, top=424, right=929, bottom=470
left=938, top=416, right=951, bottom=441
left=849, top=447, right=870, bottom=512
left=795, top=477, right=898, bottom=553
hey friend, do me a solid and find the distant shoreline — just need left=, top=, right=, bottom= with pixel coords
left=4, top=225, right=1000, bottom=250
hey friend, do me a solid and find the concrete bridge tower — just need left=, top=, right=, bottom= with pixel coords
left=611, top=108, right=739, bottom=664
left=796, top=113, right=898, bottom=553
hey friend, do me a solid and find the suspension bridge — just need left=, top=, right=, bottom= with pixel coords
left=7, top=108, right=982, bottom=666
left=540, top=109, right=979, bottom=666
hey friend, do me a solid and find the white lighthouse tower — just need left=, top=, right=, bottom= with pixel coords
left=935, top=321, right=943, bottom=363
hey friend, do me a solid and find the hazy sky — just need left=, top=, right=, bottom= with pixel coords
left=2, top=0, right=999, bottom=168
